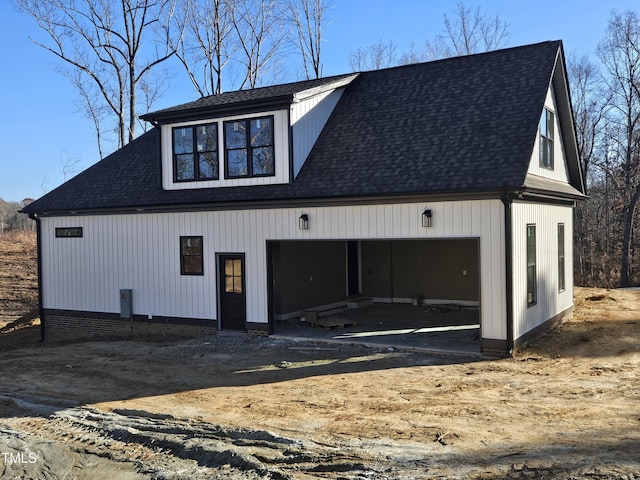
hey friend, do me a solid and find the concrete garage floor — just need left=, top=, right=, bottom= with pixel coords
left=273, top=303, right=481, bottom=357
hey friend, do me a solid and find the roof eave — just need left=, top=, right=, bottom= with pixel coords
left=552, top=43, right=586, bottom=195
left=141, top=95, right=294, bottom=125
left=292, top=74, right=359, bottom=102
left=23, top=189, right=515, bottom=217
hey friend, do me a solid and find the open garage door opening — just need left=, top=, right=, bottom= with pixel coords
left=268, top=239, right=481, bottom=355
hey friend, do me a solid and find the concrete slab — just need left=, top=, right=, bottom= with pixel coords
left=273, top=303, right=481, bottom=356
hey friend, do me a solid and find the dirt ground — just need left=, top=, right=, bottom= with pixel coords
left=0, top=232, right=639, bottom=479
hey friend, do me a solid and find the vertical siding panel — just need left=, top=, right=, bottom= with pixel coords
left=444, top=202, right=454, bottom=236
left=345, top=207, right=354, bottom=238
left=375, top=206, right=383, bottom=237
left=399, top=204, right=408, bottom=237
left=450, top=202, right=460, bottom=236
left=158, top=214, right=168, bottom=317
left=510, top=202, right=574, bottom=339
left=96, top=216, right=106, bottom=311
left=157, top=213, right=166, bottom=317
left=392, top=205, right=402, bottom=237
left=266, top=209, right=276, bottom=240
left=42, top=198, right=515, bottom=338
left=367, top=205, right=376, bottom=238
left=92, top=217, right=104, bottom=312
left=478, top=204, right=491, bottom=338
left=97, top=216, right=107, bottom=312
left=252, top=208, right=262, bottom=323
left=338, top=206, right=346, bottom=238
left=291, top=89, right=344, bottom=177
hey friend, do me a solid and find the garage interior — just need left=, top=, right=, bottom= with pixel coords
left=268, top=239, right=481, bottom=355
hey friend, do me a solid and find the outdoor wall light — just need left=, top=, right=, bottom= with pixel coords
left=299, top=213, right=309, bottom=230
left=422, top=209, right=432, bottom=227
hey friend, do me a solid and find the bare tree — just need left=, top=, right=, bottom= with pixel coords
left=176, top=0, right=236, bottom=96
left=137, top=70, right=171, bottom=133
left=59, top=150, right=83, bottom=182
left=287, top=0, right=331, bottom=79
left=0, top=200, right=11, bottom=234
left=68, top=68, right=108, bottom=159
left=348, top=39, right=398, bottom=71
left=569, top=54, right=609, bottom=285
left=438, top=1, right=510, bottom=57
left=398, top=42, right=429, bottom=66
left=568, top=54, right=607, bottom=192
left=349, top=2, right=510, bottom=70
left=596, top=10, right=640, bottom=287
left=0, top=199, right=35, bottom=232
left=418, top=1, right=510, bottom=60
left=17, top=0, right=184, bottom=151
left=229, top=0, right=288, bottom=89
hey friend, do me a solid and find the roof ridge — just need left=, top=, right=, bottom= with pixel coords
left=355, top=40, right=562, bottom=75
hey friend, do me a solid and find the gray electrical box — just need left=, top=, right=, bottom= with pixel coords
left=120, top=289, right=132, bottom=319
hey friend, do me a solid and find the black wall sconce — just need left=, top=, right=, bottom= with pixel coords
left=299, top=213, right=309, bottom=230
left=422, top=209, right=432, bottom=227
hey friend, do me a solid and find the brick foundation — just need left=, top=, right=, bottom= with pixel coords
left=43, top=312, right=217, bottom=342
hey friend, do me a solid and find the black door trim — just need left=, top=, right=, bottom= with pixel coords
left=217, top=253, right=246, bottom=330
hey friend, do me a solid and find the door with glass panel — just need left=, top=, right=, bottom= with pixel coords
left=218, top=254, right=246, bottom=330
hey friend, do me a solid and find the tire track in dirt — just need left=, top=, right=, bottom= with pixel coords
left=2, top=397, right=394, bottom=479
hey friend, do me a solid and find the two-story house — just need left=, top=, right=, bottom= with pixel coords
left=22, top=40, right=585, bottom=355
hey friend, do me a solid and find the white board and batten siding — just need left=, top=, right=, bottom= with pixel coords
left=40, top=199, right=509, bottom=340
left=511, top=201, right=574, bottom=339
left=291, top=88, right=345, bottom=178
left=528, top=85, right=570, bottom=183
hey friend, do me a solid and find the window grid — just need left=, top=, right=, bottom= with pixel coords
left=180, top=236, right=204, bottom=275
left=173, top=123, right=218, bottom=182
left=539, top=108, right=554, bottom=170
left=224, top=258, right=243, bottom=294
left=224, top=116, right=275, bottom=178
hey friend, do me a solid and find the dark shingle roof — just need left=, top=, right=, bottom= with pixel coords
left=141, top=74, right=357, bottom=123
left=24, top=41, right=582, bottom=215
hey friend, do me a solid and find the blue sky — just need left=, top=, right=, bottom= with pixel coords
left=0, top=0, right=638, bottom=203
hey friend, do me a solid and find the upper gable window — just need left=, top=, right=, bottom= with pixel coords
left=173, top=123, right=219, bottom=181
left=224, top=116, right=275, bottom=178
left=539, top=108, right=554, bottom=170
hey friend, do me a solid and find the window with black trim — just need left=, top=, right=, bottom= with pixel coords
left=180, top=236, right=204, bottom=275
left=527, top=224, right=537, bottom=306
left=558, top=223, right=565, bottom=292
left=539, top=108, right=554, bottom=170
left=224, top=116, right=274, bottom=178
left=55, top=227, right=83, bottom=238
left=173, top=123, right=218, bottom=181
